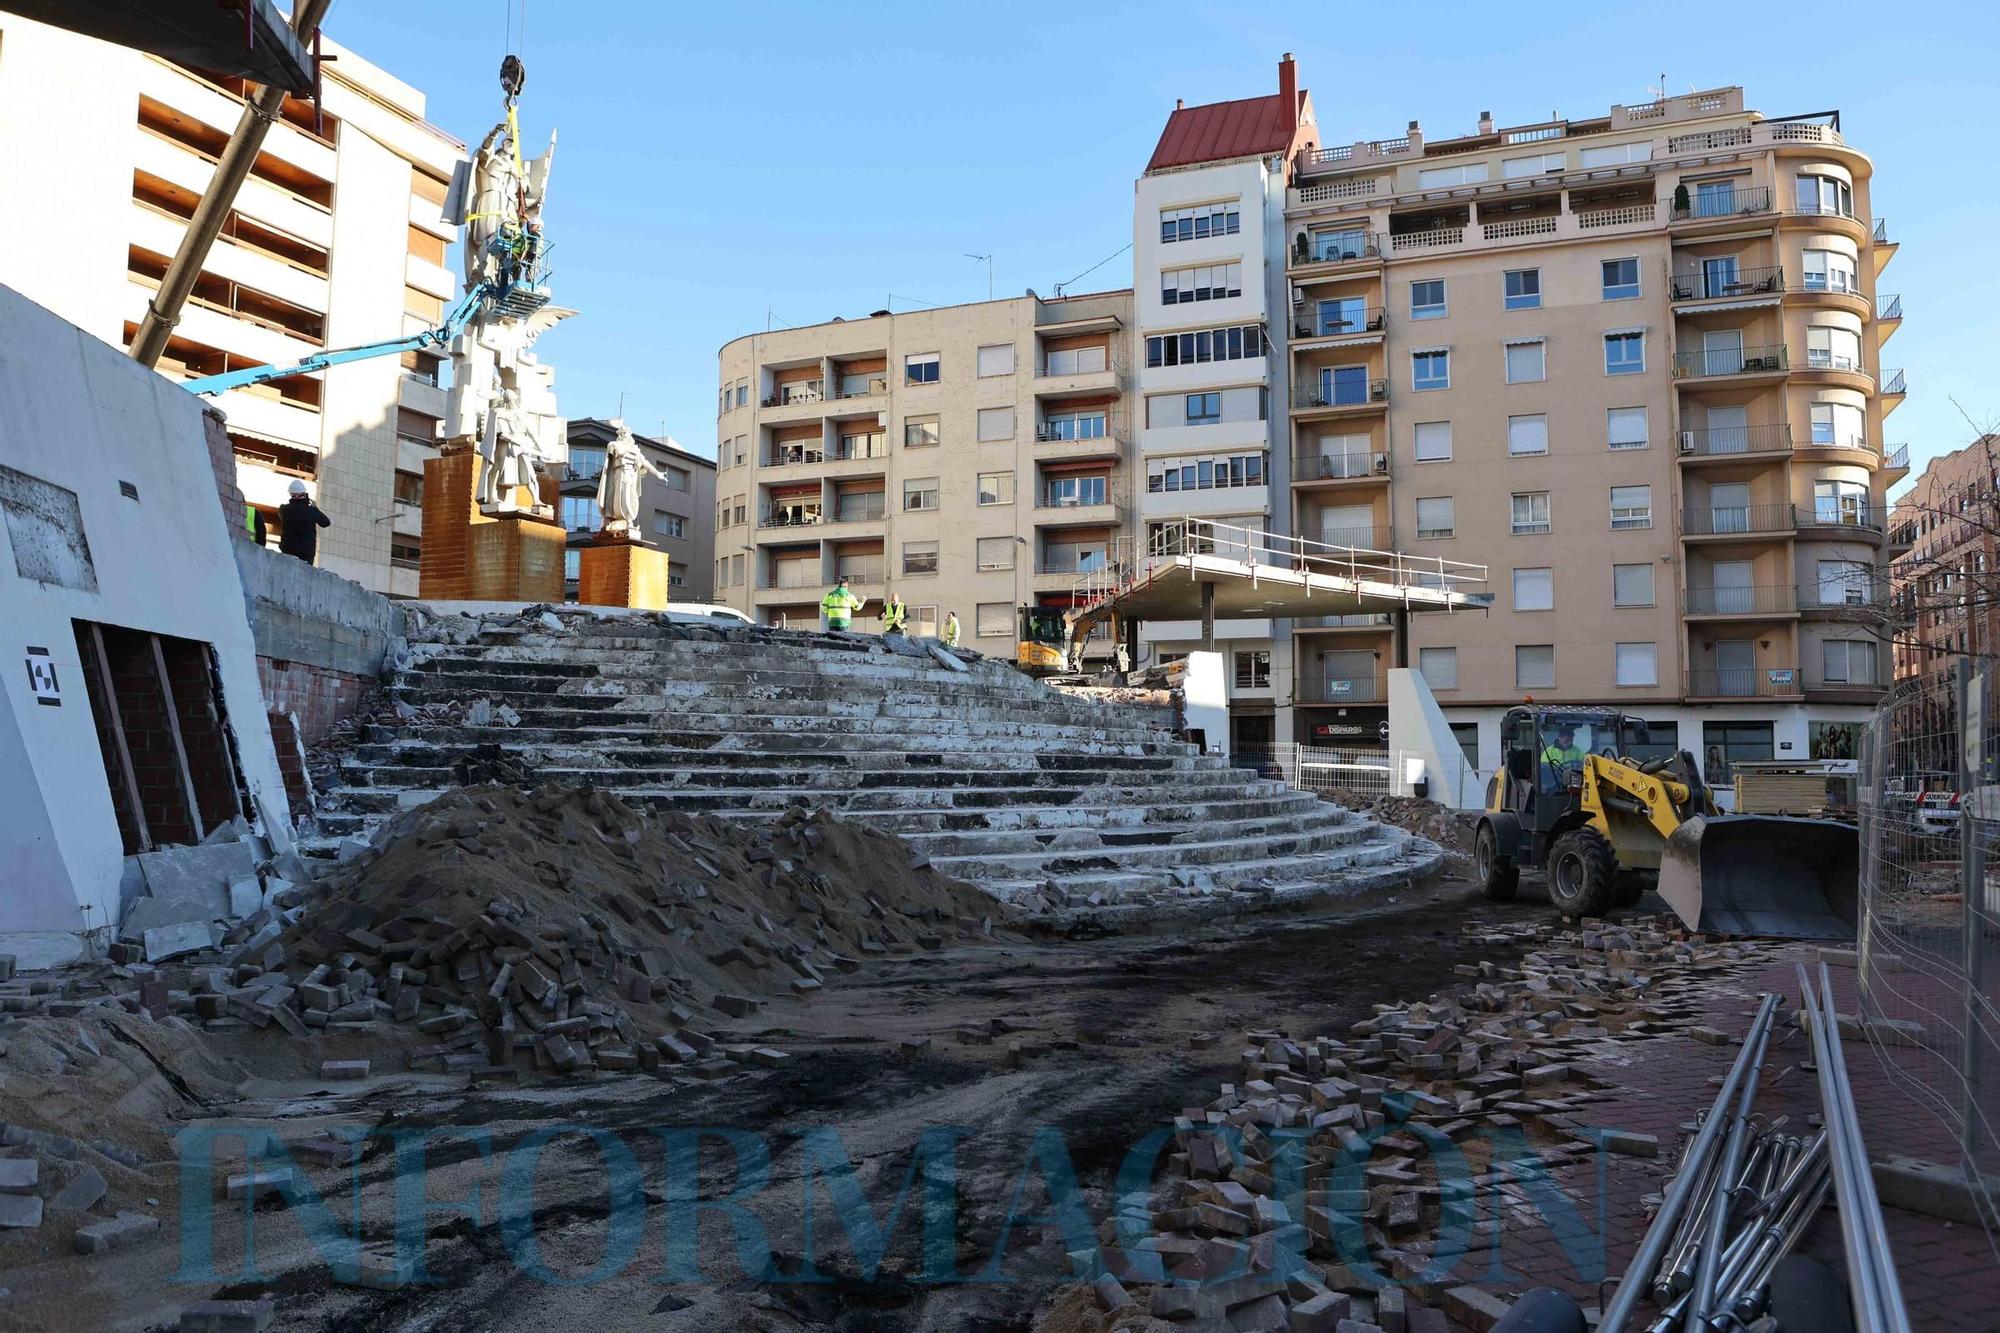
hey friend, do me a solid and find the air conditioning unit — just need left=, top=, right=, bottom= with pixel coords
left=1679, top=431, right=1697, bottom=453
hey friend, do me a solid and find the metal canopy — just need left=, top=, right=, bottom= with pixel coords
left=0, top=0, right=315, bottom=92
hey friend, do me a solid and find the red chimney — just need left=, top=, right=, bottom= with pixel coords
left=1278, top=53, right=1297, bottom=132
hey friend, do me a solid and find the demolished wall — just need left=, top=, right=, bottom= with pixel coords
left=234, top=538, right=401, bottom=745
left=0, top=284, right=293, bottom=963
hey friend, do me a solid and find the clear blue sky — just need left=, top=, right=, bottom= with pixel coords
left=324, top=0, right=1996, bottom=481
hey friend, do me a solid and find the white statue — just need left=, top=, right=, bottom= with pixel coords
left=462, top=117, right=556, bottom=290
left=476, top=387, right=548, bottom=514
left=595, top=421, right=671, bottom=536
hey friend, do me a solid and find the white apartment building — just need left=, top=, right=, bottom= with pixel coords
left=0, top=13, right=466, bottom=595
left=1132, top=56, right=1319, bottom=752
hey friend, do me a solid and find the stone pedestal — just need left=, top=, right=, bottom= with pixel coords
left=418, top=447, right=566, bottom=602
left=577, top=533, right=675, bottom=610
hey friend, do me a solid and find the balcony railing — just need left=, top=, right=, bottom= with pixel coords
left=762, top=381, right=824, bottom=408
left=1036, top=558, right=1112, bottom=577
left=1684, top=584, right=1796, bottom=615
left=1678, top=423, right=1793, bottom=457
left=1874, top=219, right=1892, bottom=245
left=1802, top=671, right=1886, bottom=695
left=1293, top=449, right=1388, bottom=481
left=1390, top=226, right=1466, bottom=253
left=832, top=435, right=888, bottom=461
left=1681, top=503, right=1797, bottom=536
left=1294, top=378, right=1388, bottom=409
left=1882, top=369, right=1907, bottom=395
left=831, top=496, right=887, bottom=523
left=1294, top=307, right=1385, bottom=339
left=834, top=563, right=885, bottom=585
left=759, top=569, right=821, bottom=591
left=1885, top=444, right=1910, bottom=470
left=1298, top=676, right=1382, bottom=704
left=1673, top=345, right=1789, bottom=378
left=1687, top=666, right=1802, bottom=699
left=759, top=510, right=824, bottom=529
left=832, top=376, right=888, bottom=400
left=1293, top=231, right=1384, bottom=266
left=1669, top=265, right=1784, bottom=301
left=1875, top=294, right=1903, bottom=321
left=1670, top=185, right=1774, bottom=222
left=1795, top=505, right=1882, bottom=534
left=765, top=444, right=824, bottom=467
left=1036, top=415, right=1123, bottom=444
left=1040, top=348, right=1115, bottom=378
left=1036, top=488, right=1120, bottom=511
left=1797, top=585, right=1885, bottom=614
left=1295, top=611, right=1394, bottom=630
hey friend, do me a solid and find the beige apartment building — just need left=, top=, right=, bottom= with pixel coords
left=0, top=13, right=465, bottom=596
left=712, top=292, right=1138, bottom=649
left=1280, top=85, right=1908, bottom=780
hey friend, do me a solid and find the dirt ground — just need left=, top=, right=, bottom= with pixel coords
left=0, top=875, right=1584, bottom=1332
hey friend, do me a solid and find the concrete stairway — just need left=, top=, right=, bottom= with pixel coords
left=305, top=610, right=1444, bottom=920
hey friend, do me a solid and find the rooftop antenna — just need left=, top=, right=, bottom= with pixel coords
left=965, top=253, right=993, bottom=302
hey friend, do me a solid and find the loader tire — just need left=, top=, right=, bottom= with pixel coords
left=1476, top=823, right=1519, bottom=902
left=1613, top=869, right=1653, bottom=908
left=1549, top=828, right=1617, bottom=919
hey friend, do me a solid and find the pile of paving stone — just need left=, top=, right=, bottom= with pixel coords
left=1059, top=916, right=1789, bottom=1332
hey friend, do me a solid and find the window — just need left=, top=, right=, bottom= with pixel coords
left=1418, top=646, right=1459, bottom=691
left=1185, top=392, right=1221, bottom=425
left=1414, top=421, right=1452, bottom=463
left=1613, top=563, right=1655, bottom=607
left=1610, top=484, right=1653, bottom=530
left=904, top=352, right=940, bottom=385
left=393, top=470, right=423, bottom=505
left=1311, top=228, right=1373, bottom=263
left=976, top=537, right=1016, bottom=571
left=1045, top=344, right=1109, bottom=376
left=1412, top=349, right=1449, bottom=391
left=905, top=415, right=940, bottom=449
left=1146, top=322, right=1264, bottom=368
left=1041, top=536, right=1109, bottom=574
left=1450, top=721, right=1480, bottom=767
left=566, top=446, right=606, bottom=480
left=1503, top=152, right=1566, bottom=179
left=1146, top=452, right=1264, bottom=493
left=1513, top=567, right=1554, bottom=611
left=1043, top=409, right=1109, bottom=441
left=1822, top=639, right=1878, bottom=685
left=901, top=541, right=939, bottom=576
left=1615, top=642, right=1658, bottom=687
left=1703, top=721, right=1773, bottom=785
left=1810, top=402, right=1866, bottom=447
left=976, top=343, right=1015, bottom=377
left=1504, top=341, right=1546, bottom=384
left=1160, top=262, right=1243, bottom=305
left=976, top=406, right=1016, bottom=441
left=1416, top=496, right=1455, bottom=539
left=1504, top=269, right=1541, bottom=311
left=715, top=557, right=728, bottom=587
left=1794, top=174, right=1854, bottom=219
left=903, top=477, right=940, bottom=512
left=1604, top=331, right=1645, bottom=375
left=1601, top=258, right=1640, bottom=301
left=652, top=512, right=686, bottom=539
left=561, top=496, right=600, bottom=532
left=1627, top=720, right=1680, bottom=764
left=1607, top=407, right=1648, bottom=450
left=1817, top=559, right=1874, bottom=606
left=1410, top=280, right=1447, bottom=320
left=1579, top=141, right=1653, bottom=168
left=1507, top=414, right=1548, bottom=456
left=976, top=472, right=1014, bottom=506
left=911, top=605, right=939, bottom=638
left=976, top=603, right=1011, bottom=638
left=1233, top=650, right=1271, bottom=689
left=1160, top=200, right=1241, bottom=242
left=1510, top=492, right=1551, bottom=535
left=1806, top=326, right=1863, bottom=372
left=1515, top=644, right=1556, bottom=689
left=1418, top=162, right=1488, bottom=188
left=1802, top=249, right=1858, bottom=294
left=1043, top=474, right=1108, bottom=507
left=731, top=554, right=745, bottom=586
left=659, top=463, right=689, bottom=492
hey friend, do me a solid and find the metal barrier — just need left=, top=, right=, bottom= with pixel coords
left=1237, top=743, right=1419, bottom=799
left=1857, top=661, right=2000, bottom=1250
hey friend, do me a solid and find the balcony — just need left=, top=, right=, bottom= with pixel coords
left=1801, top=671, right=1887, bottom=703
left=1298, top=675, right=1382, bottom=704
left=1669, top=265, right=1784, bottom=303
left=1881, top=369, right=1907, bottom=398
left=831, top=435, right=889, bottom=463
left=1311, top=526, right=1392, bottom=552
left=761, top=380, right=824, bottom=409
left=1678, top=423, right=1793, bottom=460
left=1669, top=185, right=1774, bottom=225
left=1293, top=378, right=1388, bottom=415
left=1685, top=666, right=1803, bottom=700
left=1798, top=586, right=1886, bottom=618
left=1295, top=611, right=1394, bottom=632
left=827, top=496, right=887, bottom=525
left=1683, top=585, right=1797, bottom=617
left=1035, top=346, right=1121, bottom=396
left=1292, top=307, right=1385, bottom=342
left=1292, top=448, right=1389, bottom=485
left=764, top=443, right=825, bottom=468
left=1884, top=444, right=1911, bottom=478
left=1673, top=345, right=1789, bottom=381
left=833, top=562, right=885, bottom=587
left=758, top=568, right=823, bottom=592
left=831, top=376, right=888, bottom=401
left=758, top=509, right=824, bottom=530
left=1034, top=491, right=1125, bottom=527
left=1287, top=231, right=1385, bottom=272
left=1034, top=414, right=1124, bottom=459
left=1795, top=505, right=1883, bottom=538
left=1680, top=503, right=1796, bottom=538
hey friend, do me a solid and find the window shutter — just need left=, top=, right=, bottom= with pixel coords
left=1613, top=563, right=1654, bottom=606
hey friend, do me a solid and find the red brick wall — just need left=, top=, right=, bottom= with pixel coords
left=258, top=657, right=372, bottom=746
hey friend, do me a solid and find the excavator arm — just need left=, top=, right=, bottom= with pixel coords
left=1579, top=754, right=1697, bottom=846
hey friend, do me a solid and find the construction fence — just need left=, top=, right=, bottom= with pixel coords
left=1238, top=743, right=1425, bottom=800
left=1857, top=660, right=2000, bottom=1245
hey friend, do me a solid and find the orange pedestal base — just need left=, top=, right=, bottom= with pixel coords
left=417, top=448, right=566, bottom=602
left=577, top=535, right=674, bottom=610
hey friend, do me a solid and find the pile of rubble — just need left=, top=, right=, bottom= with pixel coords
left=1322, top=792, right=1479, bottom=877
left=1041, top=916, right=1789, bottom=1332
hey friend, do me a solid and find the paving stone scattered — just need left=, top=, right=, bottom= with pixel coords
left=74, top=1210, right=159, bottom=1255
left=177, top=1296, right=275, bottom=1332
left=0, top=1193, right=43, bottom=1229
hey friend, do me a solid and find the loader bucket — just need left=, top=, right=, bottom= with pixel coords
left=1656, top=814, right=1859, bottom=939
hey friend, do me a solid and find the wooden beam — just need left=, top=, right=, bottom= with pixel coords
left=146, top=633, right=208, bottom=841
left=84, top=623, right=152, bottom=853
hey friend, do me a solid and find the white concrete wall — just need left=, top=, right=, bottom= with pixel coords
left=0, top=285, right=292, bottom=951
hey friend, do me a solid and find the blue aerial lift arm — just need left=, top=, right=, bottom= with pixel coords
left=184, top=282, right=491, bottom=396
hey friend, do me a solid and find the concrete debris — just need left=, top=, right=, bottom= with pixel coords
left=121, top=842, right=257, bottom=938
left=143, top=922, right=215, bottom=963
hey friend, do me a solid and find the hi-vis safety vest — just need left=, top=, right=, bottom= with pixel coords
left=883, top=600, right=907, bottom=631
left=822, top=588, right=864, bottom=621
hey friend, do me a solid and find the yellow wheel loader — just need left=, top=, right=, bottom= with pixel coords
left=1472, top=706, right=1858, bottom=938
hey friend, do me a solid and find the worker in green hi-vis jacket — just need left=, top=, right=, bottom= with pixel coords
left=820, top=577, right=870, bottom=632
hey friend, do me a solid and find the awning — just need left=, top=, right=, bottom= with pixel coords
left=1673, top=297, right=1781, bottom=313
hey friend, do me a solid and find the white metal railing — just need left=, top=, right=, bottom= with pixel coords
left=1241, top=743, right=1422, bottom=799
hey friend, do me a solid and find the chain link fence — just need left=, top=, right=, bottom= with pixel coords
left=1858, top=661, right=2000, bottom=1247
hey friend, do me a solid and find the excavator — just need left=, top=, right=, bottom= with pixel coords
left=1472, top=705, right=1858, bottom=939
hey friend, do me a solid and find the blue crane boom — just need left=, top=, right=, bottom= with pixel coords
left=184, top=281, right=493, bottom=397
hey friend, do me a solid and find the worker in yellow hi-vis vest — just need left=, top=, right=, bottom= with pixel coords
left=821, top=577, right=870, bottom=632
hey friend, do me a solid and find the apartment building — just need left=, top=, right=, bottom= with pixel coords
left=1131, top=56, right=1320, bottom=752
left=713, top=291, right=1138, bottom=648
left=1278, top=83, right=1908, bottom=781
left=561, top=418, right=718, bottom=601
left=0, top=13, right=465, bottom=596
